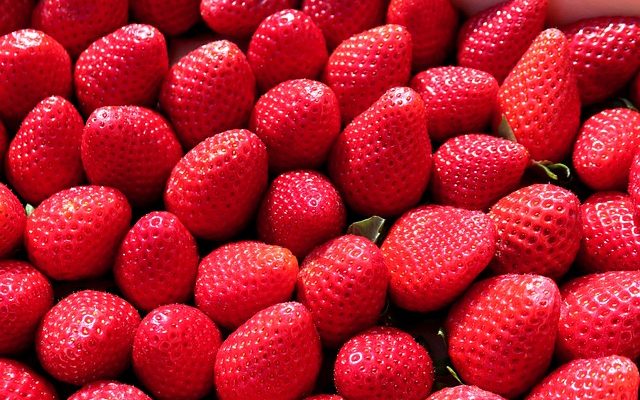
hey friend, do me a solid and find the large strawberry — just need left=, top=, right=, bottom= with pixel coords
left=323, top=25, right=412, bottom=122
left=427, top=386, right=506, bottom=400
left=37, top=290, right=141, bottom=385
left=130, top=0, right=200, bottom=36
left=164, top=129, right=268, bottom=241
left=200, top=0, right=296, bottom=38
left=0, top=358, right=57, bottom=400
left=214, top=302, right=322, bottom=400
left=629, top=152, right=640, bottom=218
left=446, top=274, right=561, bottom=398
left=329, top=87, right=431, bottom=217
left=0, top=0, right=33, bottom=36
left=69, top=381, right=152, bottom=400
left=0, top=183, right=26, bottom=259
left=382, top=205, right=496, bottom=312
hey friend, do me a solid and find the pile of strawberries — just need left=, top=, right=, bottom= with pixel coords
left=1, top=0, right=640, bottom=399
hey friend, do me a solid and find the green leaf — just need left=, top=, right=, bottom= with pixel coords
left=532, top=160, right=571, bottom=182
left=347, top=216, right=386, bottom=244
left=619, top=98, right=639, bottom=111
left=25, top=204, right=34, bottom=217
left=497, top=115, right=517, bottom=142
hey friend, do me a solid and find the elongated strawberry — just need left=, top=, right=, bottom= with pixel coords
left=130, top=0, right=200, bottom=36
left=0, top=184, right=26, bottom=259
left=0, top=358, right=57, bottom=400
left=69, top=381, right=152, bottom=400
left=0, top=0, right=33, bottom=36
left=200, top=0, right=296, bottom=38
left=427, top=386, right=506, bottom=400
left=629, top=152, right=640, bottom=218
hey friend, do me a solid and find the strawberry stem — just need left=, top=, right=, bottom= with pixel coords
left=25, top=204, right=34, bottom=217
left=532, top=160, right=571, bottom=182
left=347, top=216, right=386, bottom=244
left=497, top=115, right=517, bottom=142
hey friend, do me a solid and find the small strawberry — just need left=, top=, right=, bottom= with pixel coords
left=0, top=358, right=57, bottom=400
left=69, top=381, right=152, bottom=400
left=74, top=24, right=169, bottom=116
left=160, top=40, right=255, bottom=149
left=323, top=25, right=412, bottom=122
left=329, top=87, right=432, bottom=217
left=37, top=290, right=141, bottom=386
left=334, top=327, right=434, bottom=400
left=0, top=0, right=34, bottom=36
left=427, top=386, right=507, bottom=400
left=0, top=183, right=26, bottom=259
left=214, top=302, right=322, bottom=400
left=165, top=129, right=268, bottom=241
left=446, top=274, right=561, bottom=398
left=629, top=152, right=640, bottom=218
left=130, top=0, right=200, bottom=36
left=195, top=241, right=298, bottom=330
left=82, top=106, right=183, bottom=208
left=200, top=0, right=296, bottom=38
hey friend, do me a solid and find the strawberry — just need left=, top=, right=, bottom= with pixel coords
left=74, top=24, right=169, bottom=116
left=214, top=302, right=322, bottom=400
left=257, top=170, right=346, bottom=259
left=249, top=79, right=341, bottom=173
left=133, top=304, right=222, bottom=400
left=431, top=134, right=530, bottom=210
left=573, top=108, right=640, bottom=191
left=527, top=355, right=639, bottom=399
left=563, top=17, right=640, bottom=105
left=0, top=0, right=34, bottom=36
left=381, top=205, right=496, bottom=312
left=5, top=96, right=84, bottom=205
left=69, top=381, right=152, bottom=400
left=329, top=87, right=432, bottom=217
left=334, top=327, right=434, bottom=400
left=629, top=152, right=640, bottom=218
left=446, top=274, right=561, bottom=398
left=82, top=106, right=183, bottom=208
left=556, top=271, right=640, bottom=361
left=195, top=241, right=298, bottom=330
left=0, top=358, right=57, bottom=400
left=386, top=0, right=459, bottom=70
left=0, top=183, right=26, bottom=259
left=200, top=0, right=296, bottom=38
left=164, top=129, right=268, bottom=241
left=497, top=28, right=581, bottom=162
left=323, top=25, right=412, bottom=122
left=31, top=0, right=128, bottom=58
left=0, top=30, right=71, bottom=126
left=457, top=0, right=547, bottom=83
left=411, top=67, right=498, bottom=142
left=160, top=40, right=255, bottom=149
left=37, top=290, right=141, bottom=385
left=489, top=184, right=582, bottom=279
left=427, top=386, right=507, bottom=400
left=130, top=0, right=200, bottom=36
left=25, top=186, right=132, bottom=280
left=114, top=211, right=199, bottom=312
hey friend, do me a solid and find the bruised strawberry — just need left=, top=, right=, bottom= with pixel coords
left=200, top=0, right=296, bottom=38
left=0, top=0, right=33, bottom=36
left=629, top=152, right=640, bottom=218
left=428, top=386, right=506, bottom=400
left=130, top=0, right=200, bottom=36
left=0, top=358, right=57, bottom=400
left=69, top=381, right=152, bottom=400
left=0, top=184, right=26, bottom=259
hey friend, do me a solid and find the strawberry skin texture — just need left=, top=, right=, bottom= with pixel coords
left=431, top=134, right=530, bottom=210
left=195, top=241, right=298, bottom=330
left=36, top=290, right=141, bottom=386
left=257, top=170, right=346, bottom=259
left=382, top=205, right=496, bottom=312
left=74, top=24, right=169, bottom=116
left=133, top=304, right=222, bottom=400
left=160, top=40, right=255, bottom=149
left=457, top=0, right=547, bottom=83
left=446, top=274, right=561, bottom=398
left=214, top=302, right=322, bottom=400
left=329, top=87, right=432, bottom=217
left=200, top=0, right=296, bottom=38
left=165, top=129, right=268, bottom=241
left=334, top=327, right=434, bottom=400
left=629, top=152, right=640, bottom=218
left=6, top=96, right=83, bottom=205
left=69, top=381, right=152, bottom=400
left=0, top=183, right=26, bottom=259
left=130, top=0, right=200, bottom=36
left=527, top=355, right=639, bottom=399
left=114, top=212, right=199, bottom=312
left=497, top=28, right=581, bottom=162
left=573, top=108, right=640, bottom=191
left=323, top=25, right=412, bottom=123
left=427, top=385, right=507, bottom=400
left=0, top=358, right=57, bottom=400
left=0, top=0, right=34, bottom=36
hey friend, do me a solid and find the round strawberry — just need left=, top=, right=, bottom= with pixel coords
left=0, top=0, right=33, bottom=36
left=427, top=385, right=506, bottom=400
left=0, top=358, right=57, bottom=400
left=37, top=290, right=141, bottom=386
left=25, top=186, right=132, bottom=281
left=130, top=0, right=200, bottom=36
left=69, top=381, right=152, bottom=400
left=200, top=0, right=296, bottom=38
left=334, top=327, right=434, bottom=400
left=215, top=302, right=322, bottom=400
left=0, top=183, right=26, bottom=259
left=629, top=152, right=640, bottom=218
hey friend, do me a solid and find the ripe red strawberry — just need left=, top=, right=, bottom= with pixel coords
left=563, top=17, right=640, bottom=105
left=431, top=134, right=530, bottom=210
left=0, top=30, right=71, bottom=126
left=257, top=171, right=346, bottom=259
left=250, top=80, right=341, bottom=173
left=160, top=40, right=255, bottom=149
left=573, top=108, right=640, bottom=191
left=457, top=0, right=547, bottom=83
left=130, top=0, right=200, bottom=36
left=0, top=0, right=34, bottom=36
left=200, top=0, right=296, bottom=38
left=0, top=358, right=57, bottom=400
left=334, top=327, right=434, bottom=400
left=114, top=212, right=199, bottom=312
left=69, top=381, right=152, bottom=400
left=195, top=241, right=298, bottom=330
left=323, top=25, right=412, bottom=122
left=74, top=24, right=169, bottom=116
left=427, top=385, right=506, bottom=400
left=489, top=184, right=582, bottom=279
left=37, top=290, right=141, bottom=385
left=629, top=152, right=640, bottom=218
left=133, top=304, right=222, bottom=400
left=381, top=205, right=496, bottom=312
left=165, top=129, right=268, bottom=241
left=527, top=355, right=639, bottom=399
left=329, top=87, right=431, bottom=217
left=0, top=183, right=26, bottom=259
left=25, top=186, right=132, bottom=280
left=6, top=96, right=83, bottom=205
left=31, top=0, right=128, bottom=58
left=82, top=106, right=183, bottom=208
left=497, top=28, right=581, bottom=162
left=214, top=302, right=322, bottom=400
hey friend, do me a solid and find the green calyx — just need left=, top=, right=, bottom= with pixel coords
left=347, top=216, right=386, bottom=244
